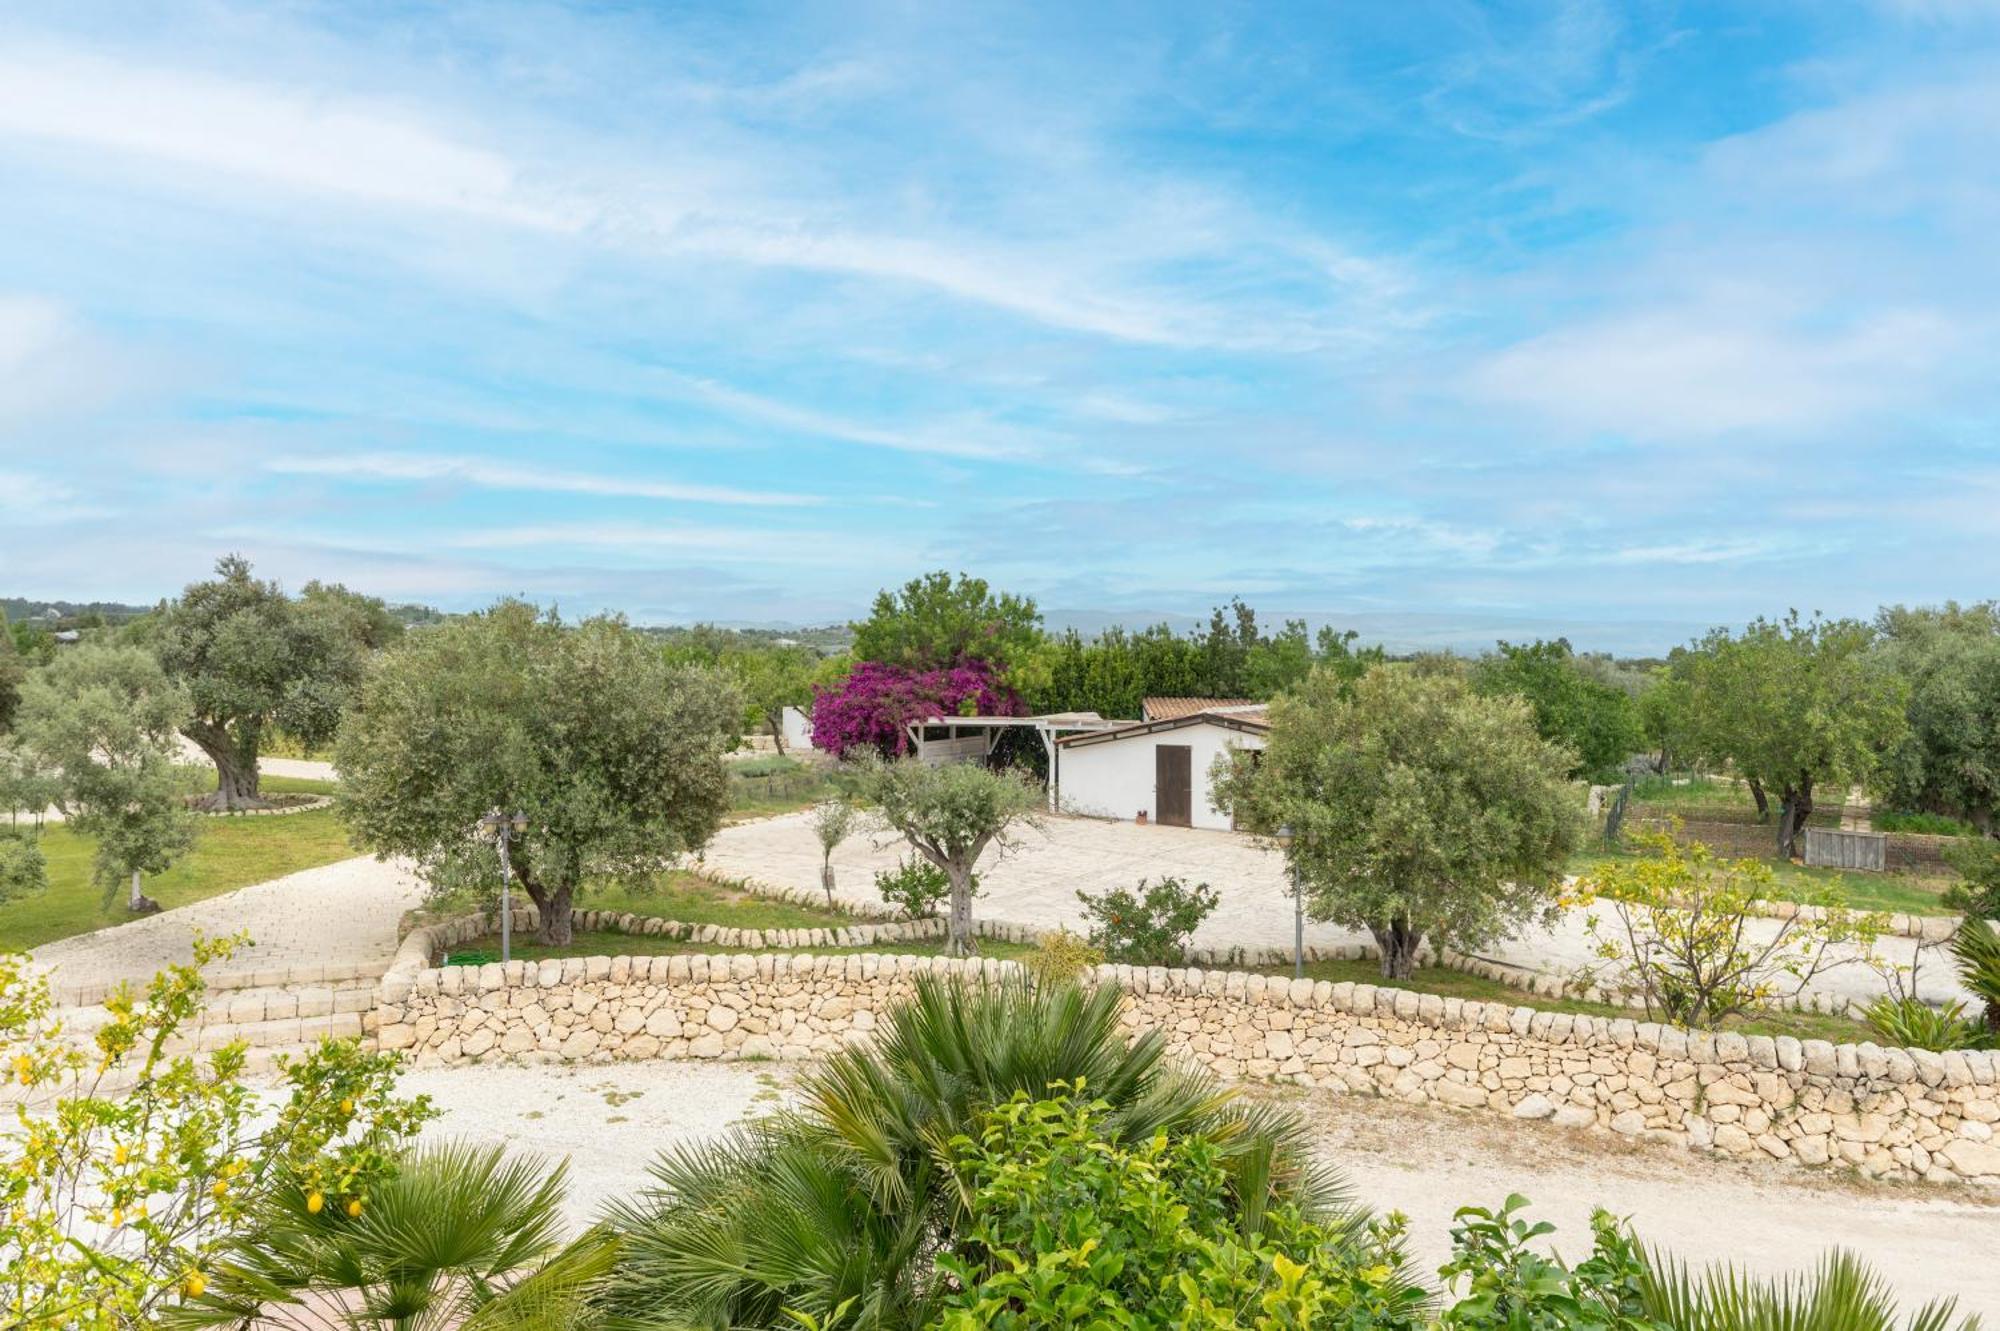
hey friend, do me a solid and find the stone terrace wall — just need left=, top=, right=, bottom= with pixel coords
left=368, top=952, right=2000, bottom=1187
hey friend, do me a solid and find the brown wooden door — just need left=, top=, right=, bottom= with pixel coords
left=1155, top=744, right=1193, bottom=827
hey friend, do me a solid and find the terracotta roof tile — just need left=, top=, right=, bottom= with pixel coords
left=1141, top=696, right=1257, bottom=721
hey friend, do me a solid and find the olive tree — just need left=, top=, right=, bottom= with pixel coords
left=152, top=556, right=376, bottom=809
left=855, top=757, right=1042, bottom=955
left=1873, top=604, right=2000, bottom=835
left=335, top=602, right=741, bottom=945
left=807, top=798, right=861, bottom=906
left=1682, top=613, right=1906, bottom=859
left=738, top=646, right=816, bottom=755
left=14, top=642, right=196, bottom=914
left=1214, top=665, right=1584, bottom=979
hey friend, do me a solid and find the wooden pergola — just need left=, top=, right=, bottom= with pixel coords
left=902, top=711, right=1132, bottom=809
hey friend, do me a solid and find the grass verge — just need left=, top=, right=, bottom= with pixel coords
left=443, top=929, right=1036, bottom=966
left=0, top=809, right=358, bottom=952
left=1256, top=955, right=1872, bottom=1045
left=1567, top=847, right=1956, bottom=917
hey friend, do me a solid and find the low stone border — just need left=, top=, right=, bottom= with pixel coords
left=386, top=896, right=1870, bottom=1029
left=1750, top=896, right=1960, bottom=944
left=194, top=794, right=335, bottom=818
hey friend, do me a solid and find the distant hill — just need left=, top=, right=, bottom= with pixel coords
left=2, top=597, right=153, bottom=627
left=1042, top=607, right=1706, bottom=659
left=5, top=595, right=450, bottom=630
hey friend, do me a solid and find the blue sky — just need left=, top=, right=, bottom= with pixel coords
left=2, top=1, right=1997, bottom=651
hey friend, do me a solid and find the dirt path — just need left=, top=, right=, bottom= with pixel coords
left=399, top=1059, right=2000, bottom=1320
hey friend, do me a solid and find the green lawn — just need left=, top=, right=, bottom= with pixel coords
left=519, top=872, right=854, bottom=933
left=1568, top=846, right=1956, bottom=917
left=443, top=928, right=1036, bottom=966
left=0, top=808, right=359, bottom=952
left=1627, top=774, right=1747, bottom=808
left=179, top=766, right=341, bottom=797
left=726, top=767, right=843, bottom=820
left=1256, top=955, right=1871, bottom=1045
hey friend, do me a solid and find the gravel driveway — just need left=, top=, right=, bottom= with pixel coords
left=701, top=812, right=1972, bottom=1008
left=399, top=1058, right=2000, bottom=1319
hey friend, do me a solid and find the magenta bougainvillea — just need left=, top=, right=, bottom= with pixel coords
left=810, top=659, right=1024, bottom=758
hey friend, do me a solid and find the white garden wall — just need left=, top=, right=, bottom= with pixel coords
left=1058, top=720, right=1264, bottom=831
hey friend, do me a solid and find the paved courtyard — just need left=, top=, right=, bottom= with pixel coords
left=702, top=811, right=1971, bottom=1010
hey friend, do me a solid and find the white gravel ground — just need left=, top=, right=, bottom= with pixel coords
left=704, top=811, right=1974, bottom=1008
left=401, top=1058, right=2000, bottom=1320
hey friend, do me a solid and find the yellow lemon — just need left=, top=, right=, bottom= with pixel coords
left=340, top=1098, right=355, bottom=1115
left=114, top=1145, right=129, bottom=1165
left=211, top=1180, right=228, bottom=1199
left=306, top=1190, right=325, bottom=1214
left=345, top=1198, right=363, bottom=1218
left=184, top=1272, right=207, bottom=1298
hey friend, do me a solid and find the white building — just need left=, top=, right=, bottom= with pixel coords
left=779, top=704, right=814, bottom=752
left=1054, top=704, right=1267, bottom=831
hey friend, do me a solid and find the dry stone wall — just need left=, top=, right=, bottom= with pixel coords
left=367, top=950, right=2000, bottom=1188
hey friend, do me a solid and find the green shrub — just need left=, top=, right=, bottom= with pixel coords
left=938, top=1086, right=1424, bottom=1330
left=874, top=855, right=965, bottom=920
left=601, top=975, right=1356, bottom=1329
left=1022, top=927, right=1103, bottom=987
left=1943, top=838, right=2000, bottom=922
left=1438, top=1194, right=1654, bottom=1329
left=1076, top=875, right=1219, bottom=964
left=0, top=828, right=46, bottom=903
left=1861, top=995, right=1994, bottom=1051
left=1875, top=810, right=1977, bottom=837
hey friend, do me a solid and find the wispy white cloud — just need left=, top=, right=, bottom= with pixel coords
left=0, top=41, right=1403, bottom=352
left=0, top=468, right=110, bottom=524
left=1466, top=304, right=1956, bottom=437
left=642, top=370, right=1040, bottom=461
left=264, top=452, right=822, bottom=507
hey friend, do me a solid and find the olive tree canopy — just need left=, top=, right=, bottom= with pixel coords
left=15, top=642, right=195, bottom=913
left=1213, top=665, right=1584, bottom=979
left=334, top=602, right=741, bottom=944
left=854, top=756, right=1042, bottom=955
left=1682, top=613, right=1906, bottom=859
left=152, top=556, right=378, bottom=809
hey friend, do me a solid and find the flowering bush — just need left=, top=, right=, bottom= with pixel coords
left=809, top=658, right=1022, bottom=758
left=1, top=936, right=433, bottom=1329
left=1577, top=829, right=1882, bottom=1027
left=937, top=1086, right=1424, bottom=1330
left=875, top=855, right=967, bottom=919
left=1076, top=875, right=1220, bottom=964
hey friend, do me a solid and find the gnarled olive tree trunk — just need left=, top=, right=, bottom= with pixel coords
left=520, top=877, right=576, bottom=946
left=183, top=720, right=264, bottom=811
left=1777, top=775, right=1815, bottom=861
left=1370, top=916, right=1424, bottom=979
left=945, top=864, right=978, bottom=957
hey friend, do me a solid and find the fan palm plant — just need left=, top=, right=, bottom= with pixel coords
left=164, top=1142, right=616, bottom=1331
left=600, top=973, right=1371, bottom=1330
left=1636, top=1249, right=1981, bottom=1331
left=1950, top=918, right=2000, bottom=1036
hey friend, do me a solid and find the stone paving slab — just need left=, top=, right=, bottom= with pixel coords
left=700, top=812, right=1972, bottom=1010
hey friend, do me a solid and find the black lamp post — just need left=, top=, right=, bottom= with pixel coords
left=1276, top=822, right=1303, bottom=980
left=477, top=809, right=529, bottom=963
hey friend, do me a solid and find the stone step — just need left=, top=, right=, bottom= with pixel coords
left=52, top=978, right=380, bottom=1044
left=53, top=960, right=389, bottom=1010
